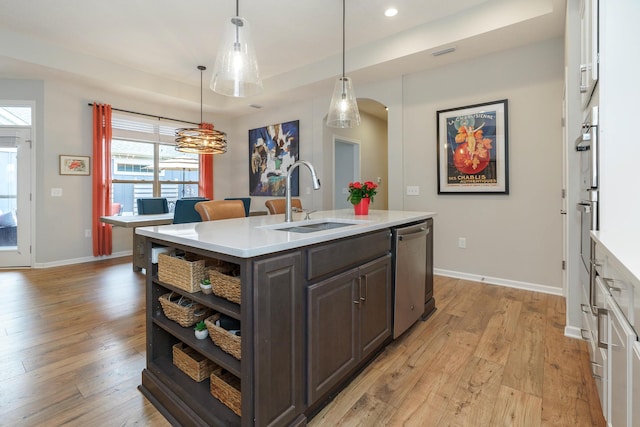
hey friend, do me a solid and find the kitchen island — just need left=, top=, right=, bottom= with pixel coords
left=136, top=209, right=435, bottom=427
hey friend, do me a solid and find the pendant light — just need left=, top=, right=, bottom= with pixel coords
left=175, top=66, right=228, bottom=154
left=326, top=0, right=360, bottom=128
left=210, top=0, right=262, bottom=97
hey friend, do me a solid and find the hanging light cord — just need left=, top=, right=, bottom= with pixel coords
left=198, top=65, right=206, bottom=123
left=234, top=0, right=241, bottom=45
left=341, top=0, right=346, bottom=79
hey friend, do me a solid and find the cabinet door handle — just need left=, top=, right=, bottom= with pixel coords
left=602, top=277, right=625, bottom=294
left=360, top=276, right=367, bottom=302
left=580, top=329, right=591, bottom=341
left=597, top=308, right=608, bottom=350
left=579, top=64, right=588, bottom=93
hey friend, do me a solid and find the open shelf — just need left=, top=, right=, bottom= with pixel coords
left=153, top=276, right=241, bottom=320
left=149, top=357, right=240, bottom=427
left=153, top=313, right=241, bottom=377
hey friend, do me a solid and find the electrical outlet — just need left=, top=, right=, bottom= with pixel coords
left=85, top=229, right=91, bottom=238
left=458, top=237, right=467, bottom=248
left=51, top=188, right=63, bottom=197
left=406, top=186, right=420, bottom=196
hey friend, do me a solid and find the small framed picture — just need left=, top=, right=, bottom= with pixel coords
left=436, top=99, right=509, bottom=194
left=59, top=155, right=90, bottom=175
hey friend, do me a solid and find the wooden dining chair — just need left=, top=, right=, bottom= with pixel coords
left=264, top=198, right=302, bottom=215
left=195, top=200, right=246, bottom=221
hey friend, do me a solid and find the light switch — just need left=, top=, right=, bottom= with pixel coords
left=51, top=188, right=63, bottom=197
left=406, top=186, right=419, bottom=196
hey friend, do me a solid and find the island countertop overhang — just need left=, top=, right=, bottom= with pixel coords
left=136, top=209, right=435, bottom=258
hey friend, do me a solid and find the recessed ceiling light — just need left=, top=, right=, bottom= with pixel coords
left=384, top=8, right=398, bottom=17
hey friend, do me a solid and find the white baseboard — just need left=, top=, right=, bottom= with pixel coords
left=33, top=250, right=132, bottom=269
left=564, top=325, right=583, bottom=340
left=434, top=268, right=564, bottom=296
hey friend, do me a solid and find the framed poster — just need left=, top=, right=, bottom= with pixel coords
left=249, top=120, right=299, bottom=196
left=436, top=99, right=508, bottom=194
left=59, top=155, right=90, bottom=175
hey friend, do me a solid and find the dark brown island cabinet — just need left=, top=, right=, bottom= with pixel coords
left=138, top=217, right=434, bottom=427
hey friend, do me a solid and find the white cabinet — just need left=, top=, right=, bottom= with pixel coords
left=608, top=295, right=635, bottom=427
left=579, top=0, right=599, bottom=107
left=633, top=343, right=640, bottom=427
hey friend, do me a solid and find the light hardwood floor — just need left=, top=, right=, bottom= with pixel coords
left=0, top=258, right=605, bottom=426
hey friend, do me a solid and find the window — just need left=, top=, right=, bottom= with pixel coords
left=111, top=113, right=200, bottom=215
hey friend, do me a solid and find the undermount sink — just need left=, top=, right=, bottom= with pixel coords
left=276, top=221, right=354, bottom=233
left=259, top=218, right=370, bottom=233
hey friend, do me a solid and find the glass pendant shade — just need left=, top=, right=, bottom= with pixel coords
left=210, top=16, right=262, bottom=97
left=327, top=76, right=361, bottom=128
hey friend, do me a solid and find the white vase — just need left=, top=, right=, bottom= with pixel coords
left=195, top=329, right=208, bottom=340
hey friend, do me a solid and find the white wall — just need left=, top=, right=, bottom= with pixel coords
left=225, top=38, right=565, bottom=292
left=402, top=38, right=564, bottom=292
left=0, top=76, right=231, bottom=265
left=1, top=38, right=565, bottom=293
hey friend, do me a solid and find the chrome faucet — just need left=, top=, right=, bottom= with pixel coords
left=285, top=160, right=321, bottom=222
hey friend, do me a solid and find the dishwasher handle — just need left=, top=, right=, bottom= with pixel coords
left=398, top=227, right=428, bottom=241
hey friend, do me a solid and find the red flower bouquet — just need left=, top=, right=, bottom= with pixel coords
left=347, top=181, right=378, bottom=205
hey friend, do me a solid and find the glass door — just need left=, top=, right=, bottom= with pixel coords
left=0, top=127, right=32, bottom=267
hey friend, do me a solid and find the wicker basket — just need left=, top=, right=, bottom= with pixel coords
left=172, top=343, right=216, bottom=382
left=205, top=314, right=241, bottom=360
left=210, top=368, right=241, bottom=416
left=209, top=269, right=241, bottom=304
left=158, top=253, right=208, bottom=293
left=159, top=293, right=212, bottom=327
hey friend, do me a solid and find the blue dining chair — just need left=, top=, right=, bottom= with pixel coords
left=137, top=198, right=169, bottom=215
left=173, top=197, right=209, bottom=224
left=224, top=197, right=251, bottom=217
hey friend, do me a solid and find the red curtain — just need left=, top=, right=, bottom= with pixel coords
left=92, top=103, right=113, bottom=256
left=199, top=122, right=214, bottom=199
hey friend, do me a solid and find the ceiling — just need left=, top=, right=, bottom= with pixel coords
left=0, top=0, right=566, bottom=118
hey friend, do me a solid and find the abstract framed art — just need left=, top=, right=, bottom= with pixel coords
left=248, top=120, right=299, bottom=196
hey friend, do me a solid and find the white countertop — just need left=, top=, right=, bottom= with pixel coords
left=136, top=209, right=435, bottom=258
left=591, top=230, right=640, bottom=283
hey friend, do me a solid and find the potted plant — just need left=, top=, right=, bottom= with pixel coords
left=194, top=320, right=208, bottom=339
left=347, top=181, right=378, bottom=215
left=200, top=278, right=212, bottom=294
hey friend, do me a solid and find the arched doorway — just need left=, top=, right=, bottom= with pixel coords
left=324, top=98, right=388, bottom=210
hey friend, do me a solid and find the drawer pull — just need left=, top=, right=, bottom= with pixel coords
left=580, top=329, right=591, bottom=341
left=590, top=259, right=603, bottom=268
left=602, top=277, right=625, bottom=294
left=597, top=308, right=608, bottom=350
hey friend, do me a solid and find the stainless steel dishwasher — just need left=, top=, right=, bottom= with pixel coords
left=392, top=221, right=429, bottom=338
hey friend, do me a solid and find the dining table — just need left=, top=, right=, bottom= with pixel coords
left=100, top=213, right=174, bottom=271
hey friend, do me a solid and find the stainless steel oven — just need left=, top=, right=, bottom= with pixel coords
left=576, top=106, right=599, bottom=312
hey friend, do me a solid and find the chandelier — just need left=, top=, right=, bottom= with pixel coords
left=175, top=65, right=228, bottom=154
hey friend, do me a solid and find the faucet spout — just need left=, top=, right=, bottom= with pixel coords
left=285, top=160, right=321, bottom=222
